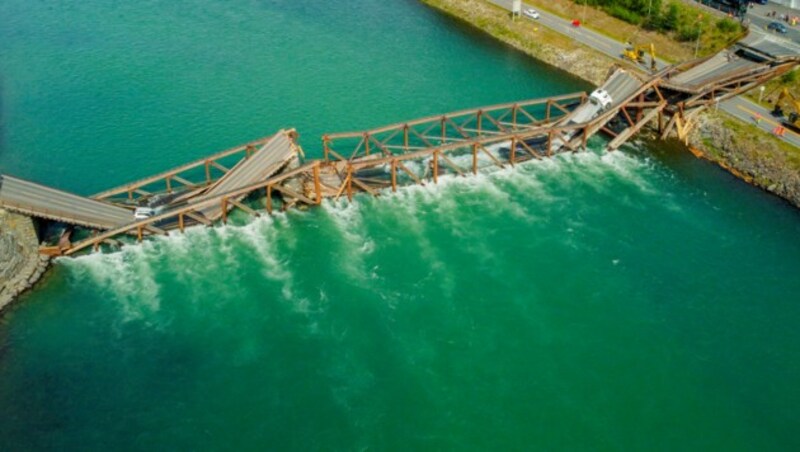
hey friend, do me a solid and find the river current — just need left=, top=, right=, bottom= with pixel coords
left=1, top=0, right=799, bottom=450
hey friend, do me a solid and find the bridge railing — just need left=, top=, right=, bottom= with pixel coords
left=91, top=134, right=276, bottom=205
left=320, top=92, right=588, bottom=164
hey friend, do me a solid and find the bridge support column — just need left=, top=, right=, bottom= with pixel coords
left=346, top=166, right=353, bottom=201
left=432, top=151, right=439, bottom=184
left=511, top=105, right=518, bottom=130
left=582, top=129, right=588, bottom=150
left=391, top=160, right=397, bottom=192
left=313, top=164, right=322, bottom=204
left=472, top=144, right=478, bottom=175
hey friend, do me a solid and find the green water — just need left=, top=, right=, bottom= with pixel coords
left=2, top=0, right=800, bottom=450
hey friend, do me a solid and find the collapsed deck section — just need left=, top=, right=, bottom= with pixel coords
left=192, top=130, right=299, bottom=221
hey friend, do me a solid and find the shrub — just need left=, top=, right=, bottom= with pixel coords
left=677, top=26, right=701, bottom=41
left=781, top=70, right=799, bottom=85
left=661, top=3, right=680, bottom=31
left=716, top=18, right=739, bottom=33
left=606, top=5, right=643, bottom=25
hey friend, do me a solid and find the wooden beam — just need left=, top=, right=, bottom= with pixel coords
left=477, top=143, right=505, bottom=168
left=313, top=163, right=322, bottom=203
left=271, top=184, right=317, bottom=206
left=396, top=160, right=424, bottom=186
left=351, top=177, right=379, bottom=197
left=186, top=211, right=211, bottom=226
left=209, top=160, right=230, bottom=173
left=230, top=199, right=260, bottom=217
left=391, top=160, right=397, bottom=192
left=221, top=198, right=228, bottom=224
left=439, top=154, right=466, bottom=177
left=432, top=151, right=439, bottom=183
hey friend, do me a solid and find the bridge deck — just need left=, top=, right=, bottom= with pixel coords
left=738, top=30, right=800, bottom=62
left=193, top=130, right=298, bottom=221
left=0, top=175, right=133, bottom=230
left=670, top=53, right=761, bottom=89
left=563, top=70, right=642, bottom=125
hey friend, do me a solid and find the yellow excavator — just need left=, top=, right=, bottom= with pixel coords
left=623, top=43, right=657, bottom=73
left=771, top=88, right=800, bottom=132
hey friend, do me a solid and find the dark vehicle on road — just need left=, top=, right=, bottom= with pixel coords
left=767, top=22, right=788, bottom=33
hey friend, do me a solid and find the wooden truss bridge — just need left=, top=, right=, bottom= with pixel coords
left=0, top=31, right=797, bottom=256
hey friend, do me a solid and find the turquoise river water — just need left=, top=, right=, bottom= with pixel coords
left=1, top=0, right=799, bottom=450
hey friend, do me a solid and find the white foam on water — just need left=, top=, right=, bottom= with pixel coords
left=321, top=198, right=377, bottom=284
left=237, top=215, right=297, bottom=301
left=61, top=244, right=162, bottom=324
left=55, top=146, right=662, bottom=324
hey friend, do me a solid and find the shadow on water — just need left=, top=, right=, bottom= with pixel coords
left=417, top=1, right=593, bottom=91
left=0, top=74, right=5, bottom=160
left=634, top=137, right=800, bottom=216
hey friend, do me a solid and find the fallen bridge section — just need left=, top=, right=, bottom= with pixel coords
left=91, top=134, right=276, bottom=205
left=0, top=174, right=134, bottom=230
left=193, top=129, right=300, bottom=221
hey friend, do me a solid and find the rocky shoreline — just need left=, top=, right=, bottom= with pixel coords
left=0, top=209, right=50, bottom=314
left=687, top=113, right=800, bottom=208
left=421, top=0, right=800, bottom=209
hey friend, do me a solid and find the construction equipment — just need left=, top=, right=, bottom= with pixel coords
left=771, top=87, right=800, bottom=132
left=623, top=43, right=657, bottom=72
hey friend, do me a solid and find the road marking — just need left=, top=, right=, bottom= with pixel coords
left=736, top=104, right=800, bottom=140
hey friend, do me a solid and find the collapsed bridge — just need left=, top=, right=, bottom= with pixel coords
left=1, top=32, right=797, bottom=256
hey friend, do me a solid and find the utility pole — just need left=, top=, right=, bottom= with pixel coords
left=582, top=0, right=587, bottom=23
left=694, top=15, right=703, bottom=57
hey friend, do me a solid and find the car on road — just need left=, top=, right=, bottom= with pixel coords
left=767, top=22, right=788, bottom=34
left=523, top=8, right=540, bottom=19
left=134, top=207, right=156, bottom=220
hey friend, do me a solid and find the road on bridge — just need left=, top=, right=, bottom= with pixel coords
left=487, top=0, right=800, bottom=148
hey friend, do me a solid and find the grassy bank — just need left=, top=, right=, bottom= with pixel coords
left=525, top=0, right=743, bottom=62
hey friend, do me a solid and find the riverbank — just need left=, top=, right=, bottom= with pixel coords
left=421, top=0, right=800, bottom=208
left=688, top=112, right=800, bottom=208
left=0, top=209, right=50, bottom=313
left=421, top=0, right=617, bottom=85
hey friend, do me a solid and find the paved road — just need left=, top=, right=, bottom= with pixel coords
left=747, top=3, right=800, bottom=44
left=0, top=174, right=134, bottom=230
left=488, top=0, right=800, bottom=147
